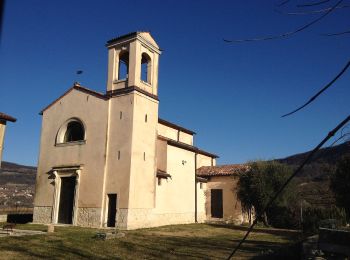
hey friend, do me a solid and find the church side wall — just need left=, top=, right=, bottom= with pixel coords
left=150, top=145, right=196, bottom=227
left=33, top=89, right=108, bottom=226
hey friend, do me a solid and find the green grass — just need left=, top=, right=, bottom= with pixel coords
left=0, top=223, right=301, bottom=259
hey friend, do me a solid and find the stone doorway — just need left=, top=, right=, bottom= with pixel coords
left=57, top=176, right=76, bottom=224
left=107, top=194, right=117, bottom=227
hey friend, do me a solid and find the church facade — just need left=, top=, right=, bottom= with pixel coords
left=33, top=32, right=247, bottom=229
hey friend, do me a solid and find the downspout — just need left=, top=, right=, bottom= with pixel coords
left=194, top=152, right=197, bottom=223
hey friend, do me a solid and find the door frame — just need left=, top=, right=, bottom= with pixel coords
left=52, top=166, right=81, bottom=225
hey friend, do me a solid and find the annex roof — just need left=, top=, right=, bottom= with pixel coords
left=0, top=112, right=17, bottom=122
left=197, top=164, right=249, bottom=177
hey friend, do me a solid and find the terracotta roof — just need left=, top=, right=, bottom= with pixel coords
left=0, top=112, right=17, bottom=122
left=158, top=135, right=219, bottom=158
left=197, top=164, right=249, bottom=177
left=158, top=118, right=196, bottom=135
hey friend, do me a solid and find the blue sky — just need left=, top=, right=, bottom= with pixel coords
left=1, top=0, right=349, bottom=166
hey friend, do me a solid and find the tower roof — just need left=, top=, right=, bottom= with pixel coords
left=0, top=112, right=17, bottom=122
left=106, top=31, right=160, bottom=49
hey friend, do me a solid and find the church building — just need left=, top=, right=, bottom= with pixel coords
left=33, top=32, right=247, bottom=229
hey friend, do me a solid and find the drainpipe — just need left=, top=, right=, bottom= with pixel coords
left=194, top=152, right=197, bottom=223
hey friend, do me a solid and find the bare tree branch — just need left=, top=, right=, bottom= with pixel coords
left=227, top=115, right=350, bottom=259
left=321, top=29, right=350, bottom=36
left=223, top=0, right=343, bottom=43
left=281, top=59, right=350, bottom=117
left=330, top=125, right=350, bottom=146
left=275, top=0, right=291, bottom=7
left=297, top=0, right=331, bottom=7
left=275, top=5, right=349, bottom=15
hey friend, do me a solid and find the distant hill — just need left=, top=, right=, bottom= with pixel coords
left=0, top=161, right=36, bottom=211
left=278, top=141, right=350, bottom=166
left=277, top=141, right=350, bottom=207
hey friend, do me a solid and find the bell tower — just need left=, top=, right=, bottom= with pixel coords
left=103, top=32, right=162, bottom=229
left=106, top=32, right=161, bottom=97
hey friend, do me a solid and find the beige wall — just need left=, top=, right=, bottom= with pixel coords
left=158, top=123, right=178, bottom=141
left=155, top=145, right=195, bottom=213
left=0, top=122, right=6, bottom=168
left=157, top=123, right=194, bottom=146
left=156, top=139, right=167, bottom=172
left=128, top=92, right=159, bottom=209
left=205, top=176, right=245, bottom=224
left=34, top=89, right=108, bottom=212
left=197, top=153, right=215, bottom=168
left=179, top=131, right=193, bottom=145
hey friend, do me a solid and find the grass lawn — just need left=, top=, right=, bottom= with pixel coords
left=0, top=223, right=301, bottom=259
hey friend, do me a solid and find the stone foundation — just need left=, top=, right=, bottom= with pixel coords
left=33, top=206, right=52, bottom=224
left=76, top=207, right=101, bottom=227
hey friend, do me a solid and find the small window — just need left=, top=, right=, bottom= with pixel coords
left=200, top=183, right=203, bottom=189
left=158, top=178, right=162, bottom=186
left=141, top=53, right=151, bottom=84
left=145, top=114, right=147, bottom=122
left=118, top=51, right=129, bottom=80
left=64, top=121, right=84, bottom=142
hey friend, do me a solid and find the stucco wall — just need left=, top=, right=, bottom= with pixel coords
left=0, top=122, right=6, bottom=168
left=128, top=92, right=159, bottom=210
left=156, top=139, right=167, bottom=172
left=34, top=89, right=108, bottom=225
left=179, top=131, right=193, bottom=145
left=158, top=123, right=178, bottom=141
left=205, top=176, right=245, bottom=224
left=197, top=153, right=215, bottom=168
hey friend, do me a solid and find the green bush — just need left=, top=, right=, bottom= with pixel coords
left=302, top=206, right=346, bottom=234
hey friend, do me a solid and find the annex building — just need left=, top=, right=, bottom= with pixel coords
left=33, top=32, right=248, bottom=229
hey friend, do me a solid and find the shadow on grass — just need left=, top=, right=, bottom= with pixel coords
left=207, top=223, right=301, bottom=239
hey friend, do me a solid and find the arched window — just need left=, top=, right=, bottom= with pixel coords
left=56, top=119, right=85, bottom=144
left=141, top=53, right=151, bottom=84
left=64, top=121, right=84, bottom=142
left=118, top=51, right=129, bottom=80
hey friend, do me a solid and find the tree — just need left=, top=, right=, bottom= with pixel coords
left=330, top=155, right=350, bottom=220
left=237, top=160, right=296, bottom=226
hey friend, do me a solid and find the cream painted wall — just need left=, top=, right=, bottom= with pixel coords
left=158, top=123, right=178, bottom=141
left=179, top=131, right=193, bottom=145
left=0, top=122, right=6, bottom=168
left=155, top=145, right=195, bottom=214
left=205, top=176, right=245, bottom=224
left=196, top=181, right=206, bottom=221
left=104, top=94, right=135, bottom=209
left=156, top=139, right=167, bottom=172
left=34, top=89, right=108, bottom=209
left=197, top=154, right=215, bottom=168
left=128, top=92, right=159, bottom=209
